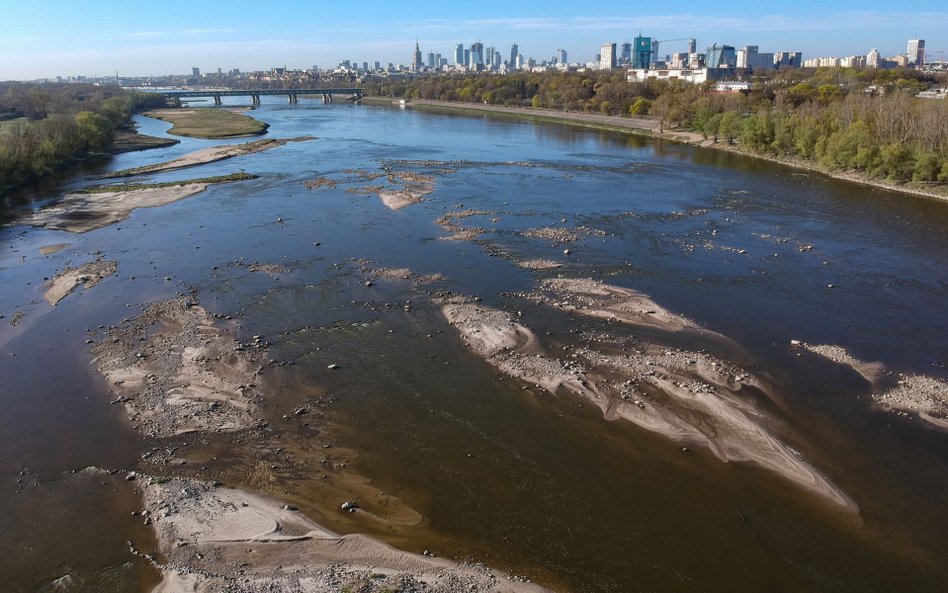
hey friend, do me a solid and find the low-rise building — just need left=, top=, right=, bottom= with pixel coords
left=628, top=67, right=734, bottom=85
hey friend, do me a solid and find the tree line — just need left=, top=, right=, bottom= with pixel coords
left=364, top=67, right=948, bottom=184
left=0, top=82, right=166, bottom=196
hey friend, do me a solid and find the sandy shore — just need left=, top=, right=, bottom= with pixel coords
left=91, top=298, right=267, bottom=438
left=103, top=137, right=313, bottom=178
left=44, top=259, right=117, bottom=305
left=141, top=476, right=550, bottom=593
left=439, top=283, right=856, bottom=510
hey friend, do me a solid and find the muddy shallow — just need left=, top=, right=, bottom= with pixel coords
left=1, top=98, right=947, bottom=593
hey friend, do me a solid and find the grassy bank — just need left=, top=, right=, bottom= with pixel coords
left=396, top=99, right=947, bottom=202
left=144, top=108, right=269, bottom=139
left=110, top=129, right=180, bottom=154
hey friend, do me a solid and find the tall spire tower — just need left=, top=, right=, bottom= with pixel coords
left=412, top=40, right=423, bottom=72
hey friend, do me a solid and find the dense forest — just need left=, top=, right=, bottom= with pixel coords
left=365, top=68, right=948, bottom=184
left=0, top=83, right=166, bottom=196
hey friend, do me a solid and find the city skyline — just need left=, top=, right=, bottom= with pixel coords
left=1, top=0, right=947, bottom=79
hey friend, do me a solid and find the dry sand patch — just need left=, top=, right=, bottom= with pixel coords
left=44, top=259, right=117, bottom=305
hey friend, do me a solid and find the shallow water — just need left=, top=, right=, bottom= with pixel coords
left=1, top=97, right=946, bottom=592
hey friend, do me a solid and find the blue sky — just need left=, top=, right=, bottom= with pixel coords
left=0, top=0, right=945, bottom=79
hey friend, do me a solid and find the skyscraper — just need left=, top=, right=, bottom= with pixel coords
left=557, top=48, right=568, bottom=65
left=600, top=43, right=616, bottom=70
left=412, top=41, right=423, bottom=72
left=620, top=42, right=632, bottom=65
left=470, top=42, right=484, bottom=68
left=632, top=37, right=651, bottom=69
left=687, top=38, right=697, bottom=54
left=455, top=44, right=464, bottom=66
left=907, top=39, right=925, bottom=66
left=510, top=43, right=519, bottom=68
left=706, top=44, right=736, bottom=68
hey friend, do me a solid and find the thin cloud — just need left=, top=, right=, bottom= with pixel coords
left=119, top=28, right=240, bottom=39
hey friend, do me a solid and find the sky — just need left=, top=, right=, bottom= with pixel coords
left=0, top=0, right=946, bottom=79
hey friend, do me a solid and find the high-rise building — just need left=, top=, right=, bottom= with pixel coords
left=455, top=44, right=465, bottom=66
left=412, top=41, right=423, bottom=72
left=651, top=40, right=661, bottom=66
left=427, top=52, right=435, bottom=68
left=464, top=49, right=470, bottom=67
left=600, top=43, right=617, bottom=70
left=470, top=42, right=484, bottom=68
left=557, top=48, right=568, bottom=64
left=620, top=42, right=632, bottom=65
left=191, top=67, right=200, bottom=77
left=435, top=54, right=442, bottom=69
left=736, top=46, right=774, bottom=71
left=706, top=44, right=737, bottom=68
left=374, top=61, right=381, bottom=71
left=687, top=38, right=697, bottom=54
left=486, top=46, right=495, bottom=67
left=907, top=39, right=925, bottom=65
left=510, top=43, right=519, bottom=68
left=632, top=36, right=651, bottom=69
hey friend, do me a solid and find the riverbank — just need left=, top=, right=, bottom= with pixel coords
left=385, top=98, right=948, bottom=203
left=143, top=108, right=269, bottom=138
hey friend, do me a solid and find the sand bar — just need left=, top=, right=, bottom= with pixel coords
left=103, top=137, right=313, bottom=178
left=142, top=476, right=551, bottom=593
left=91, top=298, right=266, bottom=438
left=801, top=343, right=948, bottom=430
left=440, top=293, right=855, bottom=510
left=44, top=260, right=117, bottom=305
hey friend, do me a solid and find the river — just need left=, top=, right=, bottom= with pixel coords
left=1, top=97, right=946, bottom=592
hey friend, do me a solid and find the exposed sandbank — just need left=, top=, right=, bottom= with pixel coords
left=91, top=298, right=266, bottom=438
left=141, top=476, right=551, bottom=593
left=439, top=285, right=856, bottom=510
left=17, top=175, right=255, bottom=233
left=45, top=259, right=117, bottom=305
left=800, top=343, right=948, bottom=430
left=103, top=137, right=313, bottom=178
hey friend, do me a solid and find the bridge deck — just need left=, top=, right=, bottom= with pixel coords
left=161, top=89, right=362, bottom=98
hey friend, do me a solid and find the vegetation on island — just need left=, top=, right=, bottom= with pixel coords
left=0, top=82, right=167, bottom=197
left=365, top=68, right=948, bottom=186
left=76, top=172, right=259, bottom=194
left=143, top=108, right=269, bottom=139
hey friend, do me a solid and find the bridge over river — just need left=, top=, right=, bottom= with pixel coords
left=159, top=88, right=363, bottom=106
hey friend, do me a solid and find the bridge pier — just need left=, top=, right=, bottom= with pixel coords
left=288, top=92, right=298, bottom=105
left=251, top=94, right=260, bottom=106
left=213, top=94, right=222, bottom=106
left=322, top=93, right=332, bottom=104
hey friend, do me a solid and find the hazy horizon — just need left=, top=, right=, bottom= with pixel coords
left=1, top=0, right=946, bottom=80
